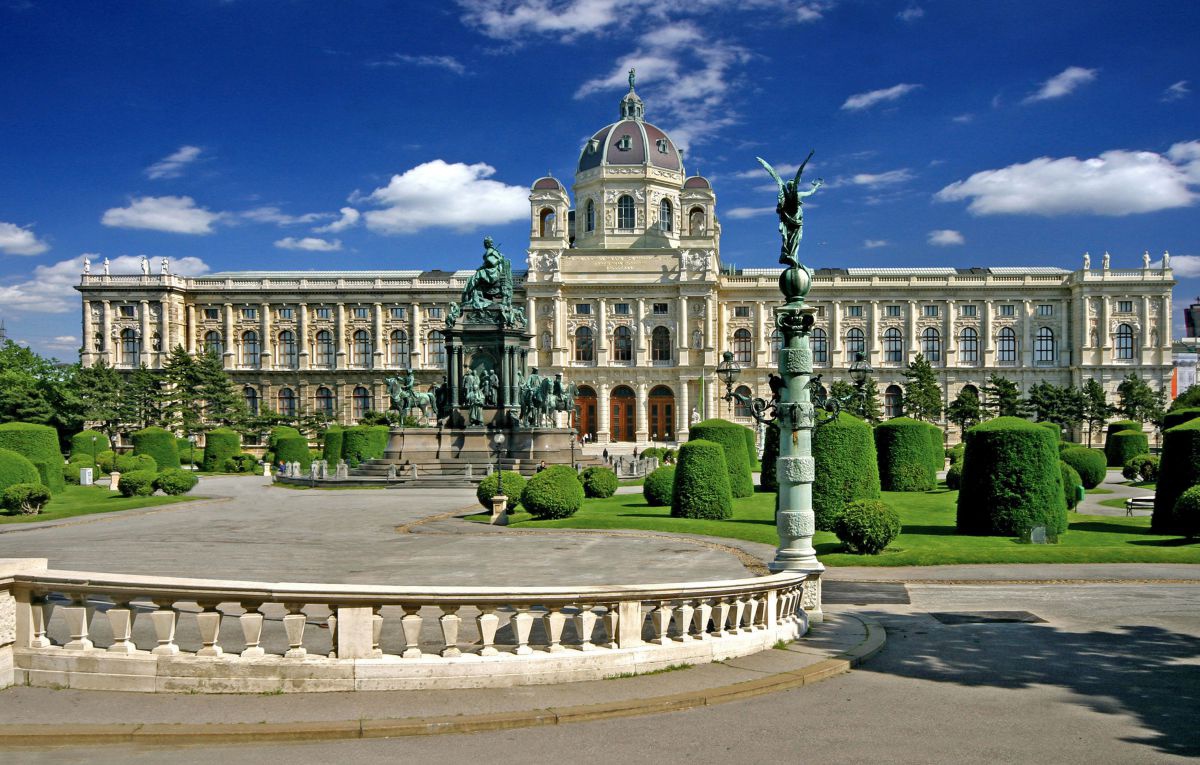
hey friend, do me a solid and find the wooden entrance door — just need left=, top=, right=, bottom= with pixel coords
left=610, top=386, right=635, bottom=442
left=575, top=386, right=597, bottom=440
left=648, top=385, right=674, bottom=442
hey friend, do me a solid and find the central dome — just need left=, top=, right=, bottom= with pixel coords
left=576, top=70, right=683, bottom=175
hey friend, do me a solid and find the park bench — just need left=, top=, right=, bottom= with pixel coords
left=1124, top=496, right=1155, bottom=516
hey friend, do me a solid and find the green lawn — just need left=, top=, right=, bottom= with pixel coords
left=0, top=484, right=198, bottom=525
left=474, top=485, right=1200, bottom=566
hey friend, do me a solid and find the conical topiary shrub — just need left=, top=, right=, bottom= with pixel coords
left=874, top=417, right=937, bottom=492
left=671, top=439, right=733, bottom=520
left=132, top=426, right=181, bottom=470
left=813, top=412, right=881, bottom=531
left=1153, top=418, right=1200, bottom=534
left=688, top=419, right=753, bottom=498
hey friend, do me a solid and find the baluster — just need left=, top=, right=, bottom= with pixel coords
left=511, top=606, right=534, bottom=655
left=63, top=594, right=94, bottom=650
left=372, top=606, right=384, bottom=658
left=326, top=612, right=338, bottom=658
left=150, top=600, right=179, bottom=656
left=283, top=604, right=307, bottom=658
left=649, top=601, right=673, bottom=645
left=784, top=588, right=798, bottom=622
left=573, top=604, right=598, bottom=651
left=601, top=604, right=619, bottom=649
left=542, top=606, right=567, bottom=652
left=746, top=595, right=761, bottom=630
left=195, top=601, right=224, bottom=657
left=439, top=606, right=461, bottom=657
left=400, top=605, right=423, bottom=658
left=692, top=599, right=713, bottom=640
left=239, top=602, right=265, bottom=658
left=731, top=596, right=747, bottom=635
left=29, top=596, right=54, bottom=649
left=673, top=600, right=695, bottom=641
left=107, top=601, right=137, bottom=653
left=476, top=606, right=500, bottom=656
left=711, top=598, right=731, bottom=638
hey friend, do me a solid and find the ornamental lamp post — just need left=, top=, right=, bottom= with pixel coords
left=188, top=434, right=197, bottom=471
left=716, top=352, right=741, bottom=418
left=90, top=435, right=97, bottom=481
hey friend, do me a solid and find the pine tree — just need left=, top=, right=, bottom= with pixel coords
left=982, top=374, right=1022, bottom=417
left=901, top=352, right=943, bottom=422
left=1081, top=378, right=1111, bottom=447
left=856, top=376, right=883, bottom=424
left=121, top=365, right=167, bottom=430
left=946, top=387, right=985, bottom=432
left=162, top=345, right=202, bottom=435
left=193, top=350, right=246, bottom=429
left=75, top=358, right=125, bottom=437
left=1024, top=382, right=1085, bottom=434
left=1116, top=372, right=1163, bottom=424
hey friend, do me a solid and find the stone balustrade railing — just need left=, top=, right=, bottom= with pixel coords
left=0, top=559, right=816, bottom=693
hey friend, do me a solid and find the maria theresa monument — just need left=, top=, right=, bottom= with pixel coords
left=75, top=74, right=1176, bottom=444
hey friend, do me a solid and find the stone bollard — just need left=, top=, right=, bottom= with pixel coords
left=336, top=460, right=349, bottom=479
left=109, top=471, right=121, bottom=492
left=410, top=464, right=419, bottom=479
left=465, top=463, right=473, bottom=479
left=490, top=494, right=509, bottom=526
left=317, top=460, right=327, bottom=480
left=263, top=463, right=271, bottom=477
left=387, top=464, right=396, bottom=481
left=485, top=463, right=494, bottom=476
left=309, top=463, right=319, bottom=481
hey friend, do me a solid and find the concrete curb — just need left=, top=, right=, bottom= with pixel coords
left=0, top=613, right=884, bottom=747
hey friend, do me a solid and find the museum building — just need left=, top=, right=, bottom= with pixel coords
left=75, top=83, right=1176, bottom=444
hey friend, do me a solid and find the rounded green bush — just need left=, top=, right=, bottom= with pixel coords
left=273, top=436, right=312, bottom=471
left=945, top=462, right=962, bottom=490
left=476, top=470, right=526, bottom=512
left=1172, top=485, right=1200, bottom=539
left=118, top=469, right=157, bottom=497
left=0, top=448, right=41, bottom=494
left=671, top=439, right=733, bottom=520
left=640, top=447, right=664, bottom=461
left=1153, top=418, right=1200, bottom=534
left=224, top=454, right=259, bottom=474
left=521, top=465, right=584, bottom=519
left=947, top=443, right=965, bottom=466
left=322, top=426, right=344, bottom=463
left=1105, top=429, right=1148, bottom=468
left=688, top=419, right=753, bottom=498
left=69, top=430, right=111, bottom=459
left=834, top=499, right=901, bottom=555
left=874, top=417, right=937, bottom=492
left=956, top=416, right=1068, bottom=537
left=1104, top=420, right=1140, bottom=452
left=116, top=453, right=157, bottom=474
left=0, top=422, right=63, bottom=492
left=1060, top=460, right=1082, bottom=511
left=153, top=468, right=199, bottom=495
left=1162, top=407, right=1200, bottom=432
left=581, top=466, right=618, bottom=498
left=340, top=425, right=388, bottom=467
left=131, top=426, right=180, bottom=469
left=30, top=459, right=65, bottom=494
left=1037, top=421, right=1062, bottom=440
left=643, top=465, right=676, bottom=506
left=1060, top=447, right=1107, bottom=489
left=202, top=428, right=241, bottom=472
left=2, top=482, right=51, bottom=515
left=268, top=426, right=302, bottom=452
left=96, top=450, right=116, bottom=473
left=813, top=412, right=881, bottom=531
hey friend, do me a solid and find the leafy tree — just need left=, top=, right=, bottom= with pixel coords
left=1024, top=382, right=1085, bottom=433
left=982, top=374, right=1022, bottom=418
left=946, top=387, right=985, bottom=433
left=1171, top=384, right=1200, bottom=410
left=1116, top=373, right=1164, bottom=424
left=0, top=340, right=83, bottom=438
left=75, top=358, right=125, bottom=438
left=901, top=352, right=943, bottom=422
left=1081, top=378, right=1112, bottom=447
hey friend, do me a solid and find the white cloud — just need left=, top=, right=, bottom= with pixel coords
left=274, top=237, right=343, bottom=252
left=313, top=207, right=360, bottom=233
left=0, top=221, right=50, bottom=255
left=897, top=5, right=923, bottom=21
left=1161, top=254, right=1200, bottom=277
left=145, top=145, right=203, bottom=179
left=841, top=83, right=920, bottom=111
left=1024, top=66, right=1097, bottom=103
left=851, top=168, right=913, bottom=187
left=101, top=195, right=223, bottom=234
left=935, top=140, right=1200, bottom=216
left=1162, top=80, right=1190, bottom=103
left=359, top=160, right=527, bottom=234
left=864, top=239, right=889, bottom=249
left=0, top=255, right=209, bottom=314
left=928, top=229, right=964, bottom=246
left=725, top=207, right=774, bottom=219
left=368, top=54, right=467, bottom=75
left=457, top=0, right=632, bottom=40
left=952, top=113, right=974, bottom=124
left=242, top=206, right=329, bottom=226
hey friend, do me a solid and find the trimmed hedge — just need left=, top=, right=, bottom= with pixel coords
left=1153, top=418, right=1200, bottom=534
left=116, top=453, right=157, bottom=474
left=31, top=459, right=65, bottom=494
left=224, top=454, right=259, bottom=474
left=1038, top=421, right=1062, bottom=440
left=521, top=465, right=583, bottom=519
left=643, top=465, right=676, bottom=506
left=322, top=426, right=344, bottom=463
left=118, top=469, right=157, bottom=497
left=1060, top=460, right=1082, bottom=511
left=274, top=436, right=312, bottom=471
left=688, top=419, right=754, bottom=498
left=176, top=437, right=199, bottom=465
left=1162, top=407, right=1200, bottom=432
left=956, top=417, right=1068, bottom=537
left=202, top=428, right=241, bottom=472
left=1104, top=420, right=1140, bottom=452
left=672, top=439, right=733, bottom=520
left=945, top=462, right=962, bottom=490
left=341, top=425, right=390, bottom=467
left=760, top=424, right=779, bottom=491
left=0, top=448, right=40, bottom=494
left=131, top=426, right=180, bottom=470
left=69, top=430, right=111, bottom=459
left=834, top=499, right=901, bottom=555
left=740, top=426, right=758, bottom=470
left=154, top=468, right=199, bottom=495
left=1106, top=429, right=1148, bottom=468
left=2, top=483, right=51, bottom=515
left=1173, top=486, right=1200, bottom=539
left=813, top=412, right=881, bottom=531
left=947, top=443, right=965, bottom=466
left=0, top=423, right=63, bottom=492
left=925, top=424, right=945, bottom=472
left=96, top=450, right=116, bottom=473
left=1060, top=447, right=1107, bottom=489
left=874, top=417, right=937, bottom=492
left=1122, top=454, right=1159, bottom=483
left=268, top=426, right=302, bottom=452
left=476, top=470, right=527, bottom=512
left=581, top=466, right=618, bottom=498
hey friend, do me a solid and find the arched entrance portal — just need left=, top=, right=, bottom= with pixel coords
left=610, top=385, right=636, bottom=442
left=574, top=385, right=598, bottom=441
left=648, top=385, right=674, bottom=442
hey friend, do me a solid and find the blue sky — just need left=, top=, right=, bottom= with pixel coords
left=1, top=0, right=1198, bottom=357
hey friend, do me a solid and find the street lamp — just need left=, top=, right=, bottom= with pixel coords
left=90, top=435, right=97, bottom=483
left=716, top=352, right=741, bottom=418
left=493, top=430, right=506, bottom=479
left=188, top=434, right=197, bottom=471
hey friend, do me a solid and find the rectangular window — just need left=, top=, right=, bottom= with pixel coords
left=847, top=305, right=863, bottom=318
left=734, top=306, right=750, bottom=318
left=119, top=305, right=135, bottom=318
left=961, top=305, right=977, bottom=317
left=203, top=308, right=219, bottom=320
left=613, top=303, right=630, bottom=315
left=242, top=308, right=257, bottom=320
left=1117, top=300, right=1133, bottom=313
left=923, top=305, right=939, bottom=318
left=653, top=303, right=669, bottom=315
left=390, top=306, right=407, bottom=320
left=999, top=304, right=1015, bottom=317
left=886, top=305, right=901, bottom=317
left=278, top=308, right=293, bottom=320
left=1037, top=304, right=1054, bottom=317
left=575, top=303, right=592, bottom=315
left=316, top=307, right=331, bottom=319
left=428, top=306, right=443, bottom=319
left=353, top=307, right=370, bottom=319
left=814, top=306, right=825, bottom=317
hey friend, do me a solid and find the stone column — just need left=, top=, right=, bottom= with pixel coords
left=553, top=295, right=566, bottom=367
left=982, top=300, right=994, bottom=362
left=705, top=373, right=716, bottom=421
left=101, top=300, right=112, bottom=365
left=298, top=304, right=309, bottom=369
left=868, top=300, right=880, bottom=366
left=410, top=302, right=421, bottom=369
left=635, top=382, right=648, bottom=442
left=223, top=303, right=234, bottom=369
left=1021, top=300, right=1033, bottom=366
left=906, top=300, right=917, bottom=362
left=945, top=300, right=956, bottom=362
left=372, top=302, right=384, bottom=369
left=597, top=297, right=608, bottom=363
left=597, top=382, right=611, bottom=443
left=527, top=297, right=537, bottom=352
left=1100, top=297, right=1111, bottom=350
left=186, top=304, right=196, bottom=354
left=81, top=300, right=94, bottom=365
left=260, top=302, right=272, bottom=370
left=635, top=298, right=646, bottom=364
left=829, top=300, right=841, bottom=367
left=160, top=297, right=171, bottom=361
left=335, top=303, right=347, bottom=367
left=1141, top=295, right=1152, bottom=352
left=677, top=377, right=689, bottom=441
left=139, top=300, right=151, bottom=367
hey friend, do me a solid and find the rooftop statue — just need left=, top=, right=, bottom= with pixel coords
left=447, top=236, right=526, bottom=328
left=757, top=152, right=821, bottom=268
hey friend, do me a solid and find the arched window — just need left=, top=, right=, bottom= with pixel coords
left=353, top=330, right=372, bottom=368
left=427, top=330, right=445, bottom=367
left=538, top=207, right=554, bottom=237
left=884, top=384, right=904, bottom=418
left=883, top=328, right=903, bottom=363
left=733, top=328, right=753, bottom=364
left=574, top=326, right=594, bottom=362
left=734, top=385, right=753, bottom=418
left=585, top=199, right=595, bottom=232
left=1115, top=324, right=1135, bottom=360
left=278, top=330, right=298, bottom=369
left=617, top=194, right=635, bottom=229
left=203, top=330, right=223, bottom=357
left=120, top=328, right=140, bottom=365
left=959, top=327, right=978, bottom=364
left=651, top=326, right=671, bottom=362
left=1035, top=327, right=1056, bottom=363
left=315, top=330, right=334, bottom=368
left=613, top=325, right=632, bottom=362
left=997, top=327, right=1017, bottom=363
left=353, top=386, right=372, bottom=420
left=658, top=198, right=672, bottom=232
left=770, top=329, right=783, bottom=363
left=811, top=328, right=828, bottom=364
left=689, top=206, right=705, bottom=235
left=277, top=387, right=296, bottom=418
left=846, top=327, right=866, bottom=357
left=921, top=327, right=941, bottom=362
left=390, top=330, right=409, bottom=368
left=241, top=331, right=260, bottom=368
left=315, top=386, right=334, bottom=415
left=243, top=386, right=259, bottom=416
left=961, top=384, right=979, bottom=398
